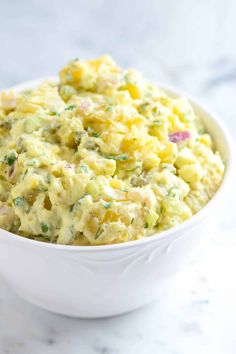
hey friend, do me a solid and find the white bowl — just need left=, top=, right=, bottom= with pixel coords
left=0, top=79, right=234, bottom=318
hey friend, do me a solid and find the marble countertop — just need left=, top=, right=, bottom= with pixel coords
left=0, top=0, right=236, bottom=353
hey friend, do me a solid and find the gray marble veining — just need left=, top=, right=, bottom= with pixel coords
left=0, top=0, right=235, bottom=353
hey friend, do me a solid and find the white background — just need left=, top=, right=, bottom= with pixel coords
left=0, top=0, right=236, bottom=353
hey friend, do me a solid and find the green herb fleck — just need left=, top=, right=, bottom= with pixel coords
left=103, top=201, right=112, bottom=209
left=106, top=106, right=113, bottom=112
left=106, top=154, right=129, bottom=161
left=41, top=223, right=49, bottom=234
left=124, top=73, right=135, bottom=85
left=153, top=107, right=160, bottom=115
left=75, top=131, right=86, bottom=145
left=152, top=120, right=163, bottom=126
left=59, top=85, right=76, bottom=101
left=92, top=131, right=100, bottom=137
left=65, top=73, right=73, bottom=82
left=167, top=186, right=177, bottom=197
left=27, top=159, right=37, bottom=167
left=139, top=103, right=150, bottom=111
left=87, top=127, right=100, bottom=137
left=70, top=194, right=89, bottom=212
left=46, top=175, right=52, bottom=184
left=144, top=222, right=148, bottom=228
left=86, top=140, right=97, bottom=151
left=65, top=105, right=76, bottom=111
left=49, top=110, right=60, bottom=116
left=13, top=196, right=26, bottom=207
left=69, top=204, right=74, bottom=212
left=198, top=128, right=206, bottom=135
left=23, top=168, right=28, bottom=178
left=80, top=165, right=89, bottom=173
left=4, top=152, right=17, bottom=166
left=69, top=225, right=75, bottom=235
left=95, top=226, right=103, bottom=240
left=0, top=120, right=12, bottom=129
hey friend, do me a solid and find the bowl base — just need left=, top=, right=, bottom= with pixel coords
left=11, top=284, right=158, bottom=318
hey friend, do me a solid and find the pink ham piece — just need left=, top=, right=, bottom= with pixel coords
left=169, top=131, right=191, bottom=143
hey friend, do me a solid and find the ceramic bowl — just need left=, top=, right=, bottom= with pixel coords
left=0, top=79, right=234, bottom=318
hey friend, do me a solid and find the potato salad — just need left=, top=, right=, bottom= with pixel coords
left=0, top=56, right=224, bottom=245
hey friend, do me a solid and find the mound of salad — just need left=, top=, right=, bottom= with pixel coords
left=0, top=56, right=224, bottom=245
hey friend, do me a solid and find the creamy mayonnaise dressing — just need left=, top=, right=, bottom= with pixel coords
left=0, top=56, right=224, bottom=245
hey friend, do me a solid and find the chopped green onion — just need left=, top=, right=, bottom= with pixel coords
left=70, top=58, right=79, bottom=63
left=153, top=107, right=160, bottom=115
left=198, top=128, right=206, bottom=135
left=65, top=105, right=76, bottom=111
left=167, top=186, right=177, bottom=197
left=86, top=140, right=97, bottom=150
left=95, top=226, right=103, bottom=240
left=152, top=120, right=163, bottom=126
left=69, top=225, right=75, bottom=235
left=139, top=103, right=150, bottom=111
left=46, top=175, right=52, bottom=184
left=106, top=106, right=113, bottom=112
left=69, top=204, right=74, bottom=212
left=49, top=110, right=60, bottom=116
left=103, top=201, right=112, bottom=209
left=87, top=127, right=100, bottom=137
left=41, top=222, right=49, bottom=234
left=70, top=194, right=89, bottom=212
left=13, top=196, right=26, bottom=207
left=59, top=85, right=76, bottom=101
left=65, top=73, right=73, bottom=82
left=23, top=168, right=28, bottom=178
left=4, top=152, right=17, bottom=166
left=80, top=165, right=89, bottom=173
left=92, top=131, right=100, bottom=138
left=145, top=210, right=159, bottom=228
left=106, top=154, right=129, bottom=161
left=124, top=73, right=134, bottom=85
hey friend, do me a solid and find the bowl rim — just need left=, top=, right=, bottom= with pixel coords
left=0, top=78, right=234, bottom=252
